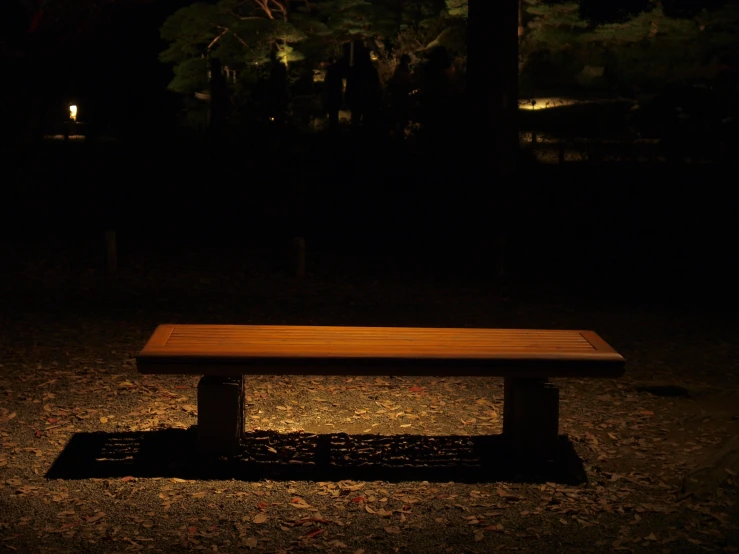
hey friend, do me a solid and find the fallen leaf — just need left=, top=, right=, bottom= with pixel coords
left=244, top=536, right=258, bottom=548
left=99, top=417, right=108, bottom=424
left=121, top=476, right=134, bottom=483
left=291, top=497, right=312, bottom=509
left=496, top=488, right=520, bottom=501
left=474, top=531, right=484, bottom=542
left=340, top=482, right=365, bottom=491
left=409, top=387, right=424, bottom=392
left=85, top=512, right=105, bottom=523
left=306, top=528, right=324, bottom=539
left=384, top=526, right=401, bottom=534
left=191, top=492, right=207, bottom=498
left=253, top=513, right=268, bottom=524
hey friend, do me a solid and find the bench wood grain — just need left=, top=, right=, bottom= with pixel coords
left=136, top=324, right=624, bottom=378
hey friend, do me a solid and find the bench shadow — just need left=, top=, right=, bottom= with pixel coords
left=46, top=429, right=587, bottom=485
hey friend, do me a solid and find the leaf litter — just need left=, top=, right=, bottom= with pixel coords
left=1, top=246, right=739, bottom=552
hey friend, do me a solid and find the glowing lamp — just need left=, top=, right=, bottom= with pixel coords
left=69, top=105, right=78, bottom=121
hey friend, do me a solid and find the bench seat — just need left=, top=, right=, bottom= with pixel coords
left=137, top=324, right=624, bottom=377
left=136, top=324, right=625, bottom=460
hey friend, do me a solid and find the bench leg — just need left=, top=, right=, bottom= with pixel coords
left=503, top=377, right=559, bottom=462
left=197, top=376, right=244, bottom=456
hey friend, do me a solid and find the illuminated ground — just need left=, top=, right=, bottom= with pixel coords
left=1, top=241, right=738, bottom=553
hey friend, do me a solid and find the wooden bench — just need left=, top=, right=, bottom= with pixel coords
left=136, top=324, right=624, bottom=461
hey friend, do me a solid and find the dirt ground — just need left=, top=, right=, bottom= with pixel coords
left=1, top=240, right=738, bottom=553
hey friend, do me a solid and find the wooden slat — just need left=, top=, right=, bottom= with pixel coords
left=136, top=325, right=625, bottom=378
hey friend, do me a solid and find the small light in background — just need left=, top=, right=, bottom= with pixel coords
left=69, top=105, right=78, bottom=121
left=518, top=97, right=579, bottom=111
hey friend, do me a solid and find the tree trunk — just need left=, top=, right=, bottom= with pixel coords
left=467, top=0, right=519, bottom=175
left=519, top=0, right=525, bottom=41
left=467, top=0, right=520, bottom=277
left=208, top=57, right=229, bottom=136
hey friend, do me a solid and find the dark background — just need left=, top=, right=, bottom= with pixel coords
left=2, top=0, right=737, bottom=312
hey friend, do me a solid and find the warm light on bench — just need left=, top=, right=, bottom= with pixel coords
left=136, top=325, right=625, bottom=459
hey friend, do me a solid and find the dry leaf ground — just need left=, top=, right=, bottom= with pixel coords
left=1, top=240, right=738, bottom=553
